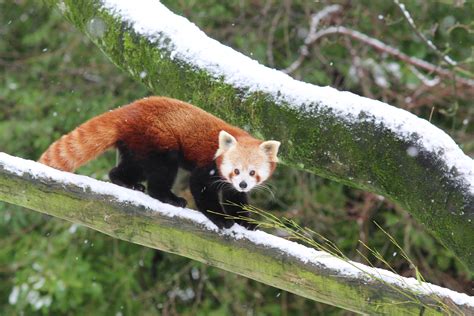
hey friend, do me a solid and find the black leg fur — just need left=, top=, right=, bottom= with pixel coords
left=190, top=164, right=234, bottom=229
left=221, top=190, right=256, bottom=230
left=144, top=150, right=187, bottom=208
left=109, top=142, right=145, bottom=191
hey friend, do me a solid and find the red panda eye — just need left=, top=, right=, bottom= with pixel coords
left=249, top=170, right=255, bottom=176
left=234, top=168, right=240, bottom=175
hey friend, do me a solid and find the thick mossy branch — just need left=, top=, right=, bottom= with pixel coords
left=41, top=0, right=474, bottom=271
left=1, top=153, right=472, bottom=315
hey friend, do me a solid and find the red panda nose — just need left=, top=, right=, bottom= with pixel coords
left=239, top=181, right=248, bottom=189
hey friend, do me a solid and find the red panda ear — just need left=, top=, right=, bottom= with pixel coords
left=215, top=130, right=237, bottom=158
left=259, top=140, right=281, bottom=162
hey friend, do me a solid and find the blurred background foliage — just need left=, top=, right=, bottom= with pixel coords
left=0, top=0, right=473, bottom=314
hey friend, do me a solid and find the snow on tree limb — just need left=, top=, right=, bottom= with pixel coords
left=0, top=152, right=473, bottom=314
left=44, top=0, right=474, bottom=270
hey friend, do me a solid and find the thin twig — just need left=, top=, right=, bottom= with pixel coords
left=409, top=65, right=441, bottom=87
left=283, top=4, right=342, bottom=74
left=346, top=37, right=374, bottom=98
left=393, top=0, right=457, bottom=67
left=306, top=5, right=342, bottom=45
left=266, top=9, right=282, bottom=67
left=429, top=106, right=436, bottom=122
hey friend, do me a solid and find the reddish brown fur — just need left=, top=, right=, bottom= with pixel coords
left=39, top=97, right=260, bottom=172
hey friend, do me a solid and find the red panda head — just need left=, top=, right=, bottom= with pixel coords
left=215, top=130, right=280, bottom=193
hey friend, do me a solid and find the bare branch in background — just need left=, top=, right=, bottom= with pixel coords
left=266, top=9, right=282, bottom=67
left=393, top=0, right=457, bottom=67
left=409, top=65, right=441, bottom=87
left=345, top=37, right=374, bottom=98
left=305, top=5, right=342, bottom=45
left=284, top=21, right=474, bottom=89
left=283, top=4, right=342, bottom=74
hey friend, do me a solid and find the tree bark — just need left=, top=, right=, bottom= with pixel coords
left=1, top=153, right=472, bottom=315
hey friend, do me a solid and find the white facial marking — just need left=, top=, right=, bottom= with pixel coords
left=258, top=163, right=270, bottom=183
left=219, top=155, right=271, bottom=193
left=230, top=166, right=257, bottom=193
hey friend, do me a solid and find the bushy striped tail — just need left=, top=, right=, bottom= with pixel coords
left=39, top=112, right=119, bottom=172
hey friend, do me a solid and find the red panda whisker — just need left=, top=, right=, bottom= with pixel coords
left=254, top=184, right=276, bottom=200
left=210, top=179, right=232, bottom=192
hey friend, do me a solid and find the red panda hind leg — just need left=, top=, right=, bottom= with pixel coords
left=109, top=142, right=186, bottom=208
left=145, top=150, right=187, bottom=208
left=109, top=141, right=146, bottom=192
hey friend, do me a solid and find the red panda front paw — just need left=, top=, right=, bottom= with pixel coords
left=208, top=217, right=234, bottom=230
left=222, top=218, right=235, bottom=229
left=132, top=184, right=146, bottom=192
left=240, top=221, right=258, bottom=231
left=149, top=191, right=188, bottom=208
left=174, top=197, right=188, bottom=208
left=161, top=196, right=187, bottom=208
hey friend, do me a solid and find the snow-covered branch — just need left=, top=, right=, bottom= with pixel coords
left=45, top=0, right=474, bottom=271
left=0, top=152, right=473, bottom=314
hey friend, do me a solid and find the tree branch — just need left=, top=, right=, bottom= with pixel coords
left=393, top=0, right=457, bottom=67
left=283, top=4, right=342, bottom=74
left=0, top=152, right=472, bottom=314
left=284, top=24, right=474, bottom=88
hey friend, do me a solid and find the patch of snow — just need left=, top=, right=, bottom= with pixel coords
left=68, top=223, right=79, bottom=234
left=100, top=0, right=474, bottom=194
left=7, top=82, right=18, bottom=90
left=0, top=152, right=473, bottom=307
left=168, top=287, right=195, bottom=301
left=406, top=146, right=419, bottom=157
left=385, top=62, right=401, bottom=79
left=8, top=286, right=20, bottom=305
left=87, top=17, right=106, bottom=38
left=191, top=267, right=200, bottom=280
left=397, top=2, right=415, bottom=26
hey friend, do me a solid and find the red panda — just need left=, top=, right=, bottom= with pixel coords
left=39, top=96, right=280, bottom=229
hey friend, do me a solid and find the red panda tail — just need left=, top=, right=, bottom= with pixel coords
left=38, top=111, right=119, bottom=172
